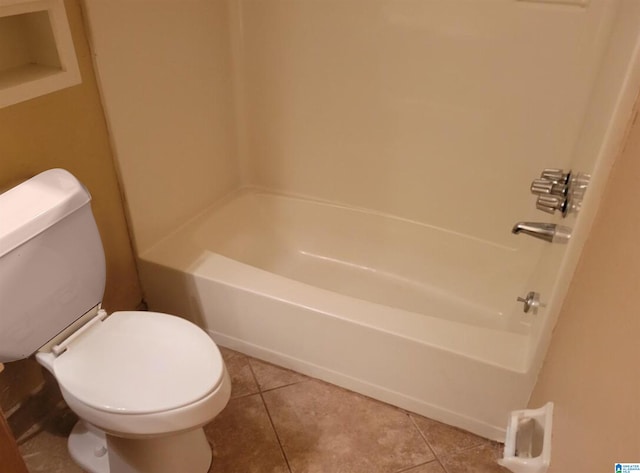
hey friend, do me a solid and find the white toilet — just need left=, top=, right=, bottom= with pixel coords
left=0, top=169, right=231, bottom=473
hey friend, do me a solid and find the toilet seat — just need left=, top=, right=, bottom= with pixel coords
left=60, top=368, right=231, bottom=437
left=53, top=311, right=224, bottom=415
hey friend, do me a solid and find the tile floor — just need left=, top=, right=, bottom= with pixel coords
left=20, top=347, right=509, bottom=473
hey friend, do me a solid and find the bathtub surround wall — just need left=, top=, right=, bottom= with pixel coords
left=82, top=0, right=241, bottom=253
left=85, top=0, right=624, bottom=253
left=238, top=0, right=617, bottom=248
left=0, top=0, right=141, bottom=414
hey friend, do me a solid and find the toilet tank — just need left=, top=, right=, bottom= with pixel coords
left=0, top=169, right=106, bottom=362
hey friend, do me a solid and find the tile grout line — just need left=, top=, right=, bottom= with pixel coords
left=442, top=438, right=506, bottom=472
left=455, top=439, right=499, bottom=455
left=245, top=356, right=311, bottom=394
left=229, top=391, right=260, bottom=401
left=248, top=362, right=294, bottom=473
left=227, top=353, right=306, bottom=399
left=408, top=414, right=448, bottom=472
left=225, top=353, right=261, bottom=400
left=258, top=392, right=294, bottom=473
left=259, top=380, right=307, bottom=394
left=394, top=459, right=443, bottom=473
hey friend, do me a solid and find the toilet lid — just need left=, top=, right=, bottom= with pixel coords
left=53, top=311, right=225, bottom=415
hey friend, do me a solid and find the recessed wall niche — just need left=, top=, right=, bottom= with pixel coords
left=0, top=0, right=80, bottom=108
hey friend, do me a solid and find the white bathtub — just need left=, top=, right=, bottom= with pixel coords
left=139, top=189, right=537, bottom=440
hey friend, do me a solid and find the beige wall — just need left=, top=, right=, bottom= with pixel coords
left=529, top=109, right=640, bottom=469
left=0, top=0, right=142, bottom=412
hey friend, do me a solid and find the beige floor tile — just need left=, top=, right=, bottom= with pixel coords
left=218, top=346, right=241, bottom=359
left=399, top=461, right=446, bottom=473
left=249, top=358, right=308, bottom=391
left=410, top=415, right=491, bottom=459
left=20, top=430, right=83, bottom=473
left=263, top=379, right=434, bottom=473
left=219, top=347, right=260, bottom=399
left=204, top=393, right=289, bottom=473
left=439, top=443, right=509, bottom=473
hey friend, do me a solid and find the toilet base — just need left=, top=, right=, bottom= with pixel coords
left=68, top=421, right=109, bottom=473
left=67, top=420, right=213, bottom=473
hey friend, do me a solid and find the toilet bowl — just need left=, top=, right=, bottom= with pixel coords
left=0, top=169, right=231, bottom=473
left=36, top=309, right=232, bottom=473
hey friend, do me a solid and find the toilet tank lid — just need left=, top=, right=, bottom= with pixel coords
left=0, top=169, right=91, bottom=258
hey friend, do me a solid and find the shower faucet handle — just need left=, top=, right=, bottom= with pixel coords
left=536, top=195, right=566, bottom=214
left=530, top=178, right=553, bottom=195
left=530, top=178, right=567, bottom=197
left=540, top=168, right=570, bottom=184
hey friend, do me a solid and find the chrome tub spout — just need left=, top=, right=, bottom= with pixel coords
left=511, top=222, right=571, bottom=243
